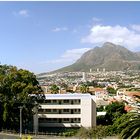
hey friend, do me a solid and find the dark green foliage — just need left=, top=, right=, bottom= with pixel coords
left=118, top=97, right=140, bottom=139
left=50, top=84, right=59, bottom=94
left=96, top=100, right=140, bottom=139
left=86, top=80, right=105, bottom=88
left=106, top=87, right=116, bottom=95
left=105, top=102, right=126, bottom=125
left=0, top=64, right=45, bottom=130
left=118, top=112, right=140, bottom=139
left=108, top=113, right=132, bottom=135
left=106, top=98, right=140, bottom=139
left=61, top=129, right=77, bottom=137
left=96, top=99, right=140, bottom=139
left=76, top=125, right=112, bottom=139
left=97, top=102, right=126, bottom=126
left=97, top=115, right=106, bottom=125
left=80, top=84, right=89, bottom=93
left=96, top=105, right=104, bottom=111
left=76, top=127, right=90, bottom=139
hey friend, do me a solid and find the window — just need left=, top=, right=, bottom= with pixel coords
left=45, top=100, right=51, bottom=104
left=64, top=118, right=69, bottom=121
left=73, top=118, right=81, bottom=123
left=39, top=118, right=45, bottom=123
left=38, top=109, right=44, bottom=112
left=59, top=100, right=61, bottom=104
left=73, top=99, right=81, bottom=104
left=45, top=118, right=58, bottom=123
left=45, top=109, right=51, bottom=112
left=52, top=100, right=57, bottom=103
left=63, top=109, right=70, bottom=113
left=63, top=100, right=69, bottom=103
left=71, top=100, right=74, bottom=104
left=63, top=118, right=70, bottom=123
left=78, top=118, right=81, bottom=122
left=53, top=109, right=57, bottom=112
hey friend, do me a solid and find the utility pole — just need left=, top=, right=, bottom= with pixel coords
left=33, top=101, right=39, bottom=136
left=19, top=106, right=23, bottom=138
left=35, top=102, right=38, bottom=136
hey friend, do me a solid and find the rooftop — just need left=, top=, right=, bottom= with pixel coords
left=44, top=93, right=93, bottom=99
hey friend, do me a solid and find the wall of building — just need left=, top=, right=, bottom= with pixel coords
left=33, top=94, right=96, bottom=132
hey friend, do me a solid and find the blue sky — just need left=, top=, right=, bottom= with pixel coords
left=1, top=1, right=140, bottom=74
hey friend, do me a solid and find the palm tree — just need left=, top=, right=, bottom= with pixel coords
left=119, top=96, right=140, bottom=139
left=119, top=112, right=140, bottom=139
left=80, top=84, right=89, bottom=93
left=50, top=84, right=59, bottom=94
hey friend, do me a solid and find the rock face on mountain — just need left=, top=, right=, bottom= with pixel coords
left=50, top=42, right=140, bottom=73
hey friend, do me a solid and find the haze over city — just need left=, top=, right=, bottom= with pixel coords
left=1, top=1, right=140, bottom=73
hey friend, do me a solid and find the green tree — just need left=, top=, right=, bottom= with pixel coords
left=50, top=84, right=59, bottom=94
left=106, top=87, right=116, bottom=95
left=0, top=65, right=44, bottom=130
left=97, top=115, right=106, bottom=125
left=119, top=112, right=140, bottom=139
left=76, top=125, right=110, bottom=139
left=118, top=96, right=140, bottom=139
left=104, top=102, right=126, bottom=125
left=108, top=112, right=132, bottom=135
left=80, top=84, right=89, bottom=93
left=96, top=106, right=104, bottom=112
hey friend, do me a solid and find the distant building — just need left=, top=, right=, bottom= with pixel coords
left=94, top=88, right=108, bottom=100
left=82, top=72, right=86, bottom=82
left=90, top=69, right=92, bottom=73
left=41, top=85, right=48, bottom=93
left=33, top=94, right=96, bottom=133
left=73, top=83, right=78, bottom=92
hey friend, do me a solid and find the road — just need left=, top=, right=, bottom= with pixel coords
left=0, top=133, right=68, bottom=139
left=0, top=133, right=20, bottom=139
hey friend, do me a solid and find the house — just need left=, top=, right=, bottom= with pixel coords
left=94, top=88, right=108, bottom=99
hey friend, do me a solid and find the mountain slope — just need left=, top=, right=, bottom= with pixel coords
left=48, top=42, right=140, bottom=73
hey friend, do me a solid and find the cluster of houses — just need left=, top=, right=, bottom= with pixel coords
left=41, top=84, right=140, bottom=109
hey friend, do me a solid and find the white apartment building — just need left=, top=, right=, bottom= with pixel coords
left=33, top=93, right=96, bottom=133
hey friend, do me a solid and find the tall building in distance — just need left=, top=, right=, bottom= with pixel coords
left=82, top=72, right=86, bottom=82
left=90, top=68, right=92, bottom=73
left=97, top=68, right=99, bottom=72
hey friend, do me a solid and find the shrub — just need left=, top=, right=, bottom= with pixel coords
left=76, top=125, right=112, bottom=139
left=62, top=131, right=74, bottom=137
left=76, top=127, right=90, bottom=139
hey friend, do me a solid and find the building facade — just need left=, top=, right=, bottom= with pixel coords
left=33, top=93, right=96, bottom=132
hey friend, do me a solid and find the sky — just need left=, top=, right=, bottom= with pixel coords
left=1, top=1, right=140, bottom=74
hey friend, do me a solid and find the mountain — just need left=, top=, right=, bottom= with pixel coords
left=45, top=42, right=140, bottom=74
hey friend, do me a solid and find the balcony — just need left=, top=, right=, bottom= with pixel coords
left=39, top=122, right=81, bottom=127
left=42, top=99, right=81, bottom=105
left=38, top=109, right=81, bottom=114
left=40, top=104, right=81, bottom=109
left=38, top=118, right=81, bottom=127
left=38, top=114, right=81, bottom=118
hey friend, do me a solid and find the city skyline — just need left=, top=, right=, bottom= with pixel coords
left=1, top=1, right=140, bottom=73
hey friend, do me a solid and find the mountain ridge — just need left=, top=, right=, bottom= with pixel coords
left=39, top=42, right=140, bottom=75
